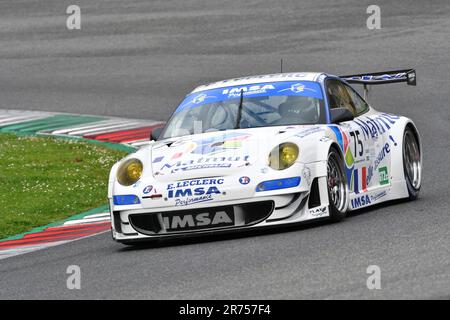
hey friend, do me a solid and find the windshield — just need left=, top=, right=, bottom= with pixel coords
left=160, top=81, right=325, bottom=139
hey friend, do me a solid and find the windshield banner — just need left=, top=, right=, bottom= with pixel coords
left=176, top=81, right=323, bottom=113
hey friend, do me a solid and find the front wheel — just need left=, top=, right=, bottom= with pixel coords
left=403, top=127, right=422, bottom=200
left=327, top=148, right=348, bottom=221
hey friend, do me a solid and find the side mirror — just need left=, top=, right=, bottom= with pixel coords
left=330, top=108, right=354, bottom=123
left=150, top=127, right=163, bottom=141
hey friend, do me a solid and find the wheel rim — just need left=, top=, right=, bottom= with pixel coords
left=403, top=130, right=421, bottom=189
left=327, top=152, right=346, bottom=211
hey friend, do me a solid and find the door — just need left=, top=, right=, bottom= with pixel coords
left=325, top=79, right=376, bottom=205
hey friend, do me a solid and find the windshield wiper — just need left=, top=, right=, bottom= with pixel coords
left=234, top=89, right=244, bottom=129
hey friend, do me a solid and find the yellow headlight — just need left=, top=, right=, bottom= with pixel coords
left=269, top=143, right=299, bottom=170
left=117, top=158, right=143, bottom=186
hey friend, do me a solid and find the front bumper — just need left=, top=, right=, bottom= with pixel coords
left=110, top=161, right=329, bottom=242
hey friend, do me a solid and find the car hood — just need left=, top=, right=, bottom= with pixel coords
left=147, top=125, right=327, bottom=182
left=149, top=129, right=259, bottom=182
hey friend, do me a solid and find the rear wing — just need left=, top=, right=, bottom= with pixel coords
left=340, top=69, right=416, bottom=100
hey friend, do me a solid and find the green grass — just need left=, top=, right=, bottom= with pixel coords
left=0, top=134, right=127, bottom=239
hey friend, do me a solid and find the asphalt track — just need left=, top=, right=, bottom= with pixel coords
left=0, top=0, right=449, bottom=299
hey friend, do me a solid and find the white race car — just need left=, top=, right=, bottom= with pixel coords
left=108, top=70, right=422, bottom=244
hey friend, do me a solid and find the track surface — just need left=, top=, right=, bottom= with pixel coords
left=0, top=0, right=449, bottom=299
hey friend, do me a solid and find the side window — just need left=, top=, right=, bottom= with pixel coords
left=344, top=84, right=369, bottom=115
left=326, top=80, right=357, bottom=115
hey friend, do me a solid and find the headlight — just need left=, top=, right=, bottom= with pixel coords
left=268, top=142, right=299, bottom=170
left=117, top=158, right=143, bottom=186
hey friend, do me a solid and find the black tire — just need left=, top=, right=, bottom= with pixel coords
left=327, top=147, right=348, bottom=222
left=403, top=126, right=421, bottom=200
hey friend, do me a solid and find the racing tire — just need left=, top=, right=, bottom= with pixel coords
left=327, top=147, right=348, bottom=222
left=403, top=126, right=421, bottom=200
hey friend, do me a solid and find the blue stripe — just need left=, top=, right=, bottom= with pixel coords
left=328, top=125, right=343, bottom=150
left=353, top=169, right=359, bottom=194
left=176, top=81, right=324, bottom=113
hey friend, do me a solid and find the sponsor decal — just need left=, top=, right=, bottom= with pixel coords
left=192, top=93, right=211, bottom=104
left=373, top=143, right=390, bottom=171
left=192, top=94, right=207, bottom=104
left=191, top=132, right=250, bottom=155
left=152, top=133, right=249, bottom=165
left=143, top=185, right=153, bottom=194
left=162, top=210, right=234, bottom=230
left=159, top=155, right=249, bottom=173
left=347, top=73, right=408, bottom=82
left=378, top=166, right=389, bottom=185
left=353, top=113, right=400, bottom=140
left=239, top=176, right=251, bottom=185
left=278, top=82, right=321, bottom=94
left=168, top=186, right=221, bottom=199
left=222, top=84, right=275, bottom=98
left=295, top=127, right=325, bottom=138
left=167, top=178, right=224, bottom=190
left=346, top=147, right=355, bottom=167
left=366, top=142, right=390, bottom=185
left=351, top=194, right=372, bottom=209
left=309, top=206, right=328, bottom=217
left=152, top=155, right=165, bottom=163
left=370, top=190, right=387, bottom=202
left=175, top=195, right=213, bottom=206
left=389, top=135, right=398, bottom=146
left=169, top=141, right=197, bottom=159
left=328, top=125, right=354, bottom=190
left=167, top=178, right=224, bottom=205
left=289, top=83, right=305, bottom=93
left=319, top=136, right=332, bottom=142
left=172, top=163, right=232, bottom=172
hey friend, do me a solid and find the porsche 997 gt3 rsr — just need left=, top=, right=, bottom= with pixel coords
left=108, top=69, right=422, bottom=244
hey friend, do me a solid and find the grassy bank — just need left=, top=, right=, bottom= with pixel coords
left=0, top=134, right=127, bottom=239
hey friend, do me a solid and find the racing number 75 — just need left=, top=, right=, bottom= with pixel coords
left=350, top=130, right=363, bottom=157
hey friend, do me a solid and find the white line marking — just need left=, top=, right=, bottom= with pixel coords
left=82, top=213, right=110, bottom=219
left=0, top=230, right=110, bottom=260
left=68, top=121, right=144, bottom=135
left=63, top=217, right=111, bottom=225
left=49, top=120, right=124, bottom=135
left=0, top=115, right=49, bottom=125
left=0, top=241, right=69, bottom=260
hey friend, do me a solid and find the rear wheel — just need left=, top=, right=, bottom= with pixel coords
left=327, top=148, right=348, bottom=221
left=403, top=127, right=421, bottom=200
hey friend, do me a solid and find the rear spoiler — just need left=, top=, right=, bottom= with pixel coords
left=339, top=69, right=416, bottom=100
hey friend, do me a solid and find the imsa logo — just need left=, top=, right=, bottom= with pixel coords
left=168, top=186, right=221, bottom=198
left=222, top=84, right=275, bottom=97
left=351, top=195, right=372, bottom=209
left=162, top=211, right=234, bottom=231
